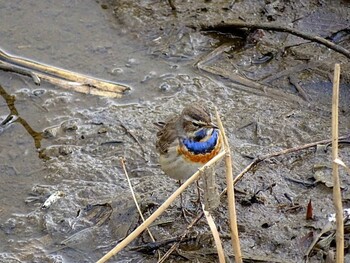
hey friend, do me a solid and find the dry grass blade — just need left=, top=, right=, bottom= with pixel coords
left=215, top=107, right=242, bottom=263
left=331, top=63, right=344, bottom=263
left=202, top=205, right=226, bottom=263
left=96, top=150, right=226, bottom=263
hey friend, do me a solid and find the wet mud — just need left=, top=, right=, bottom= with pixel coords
left=1, top=1, right=350, bottom=262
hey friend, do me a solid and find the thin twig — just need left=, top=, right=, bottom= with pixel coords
left=289, top=75, right=311, bottom=102
left=215, top=107, right=242, bottom=263
left=201, top=21, right=350, bottom=59
left=96, top=151, right=226, bottom=263
left=120, top=123, right=146, bottom=157
left=332, top=63, right=343, bottom=263
left=120, top=158, right=156, bottom=243
left=227, top=134, right=350, bottom=188
left=200, top=65, right=304, bottom=104
left=0, top=61, right=40, bottom=84
left=305, top=222, right=334, bottom=258
left=262, top=61, right=321, bottom=84
left=158, top=212, right=204, bottom=263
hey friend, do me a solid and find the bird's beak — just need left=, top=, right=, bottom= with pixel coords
left=207, top=122, right=218, bottom=129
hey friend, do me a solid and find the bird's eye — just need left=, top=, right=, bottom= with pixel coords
left=192, top=122, right=200, bottom=127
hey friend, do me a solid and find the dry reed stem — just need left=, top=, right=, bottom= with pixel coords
left=96, top=150, right=226, bottom=263
left=215, top=107, right=243, bottom=263
left=332, top=63, right=343, bottom=263
left=203, top=204, right=226, bottom=263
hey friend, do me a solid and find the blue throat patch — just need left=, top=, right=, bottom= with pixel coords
left=183, top=129, right=218, bottom=154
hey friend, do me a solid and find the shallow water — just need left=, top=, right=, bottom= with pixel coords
left=0, top=1, right=163, bottom=261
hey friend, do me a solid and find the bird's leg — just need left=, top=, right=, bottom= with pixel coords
left=197, top=180, right=202, bottom=203
left=178, top=180, right=193, bottom=222
left=191, top=180, right=202, bottom=205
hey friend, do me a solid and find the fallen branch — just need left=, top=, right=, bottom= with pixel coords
left=0, top=48, right=130, bottom=98
left=289, top=75, right=311, bottom=102
left=200, top=21, right=350, bottom=59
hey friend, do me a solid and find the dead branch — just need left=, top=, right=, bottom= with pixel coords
left=230, top=134, right=350, bottom=187
left=200, top=21, right=350, bottom=59
left=200, top=65, right=304, bottom=104
left=0, top=48, right=130, bottom=98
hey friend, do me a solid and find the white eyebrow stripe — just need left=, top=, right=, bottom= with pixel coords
left=183, top=115, right=207, bottom=126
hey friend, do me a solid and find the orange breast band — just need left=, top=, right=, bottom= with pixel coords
left=177, top=136, right=222, bottom=164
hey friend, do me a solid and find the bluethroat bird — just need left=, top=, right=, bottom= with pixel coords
left=156, top=103, right=222, bottom=200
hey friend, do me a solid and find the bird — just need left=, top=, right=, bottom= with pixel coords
left=156, top=103, right=222, bottom=183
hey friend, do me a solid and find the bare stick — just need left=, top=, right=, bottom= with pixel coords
left=96, top=150, right=226, bottom=263
left=202, top=205, right=225, bottom=263
left=201, top=21, right=350, bottom=59
left=215, top=108, right=242, bottom=263
left=305, top=222, right=334, bottom=258
left=158, top=212, right=204, bottom=263
left=200, top=65, right=304, bottom=104
left=289, top=75, right=311, bottom=102
left=229, top=134, right=350, bottom=188
left=332, top=63, right=343, bottom=263
left=120, top=123, right=146, bottom=157
left=0, top=48, right=130, bottom=97
left=0, top=61, right=41, bottom=85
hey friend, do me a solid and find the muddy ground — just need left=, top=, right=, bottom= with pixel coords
left=1, top=0, right=350, bottom=262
